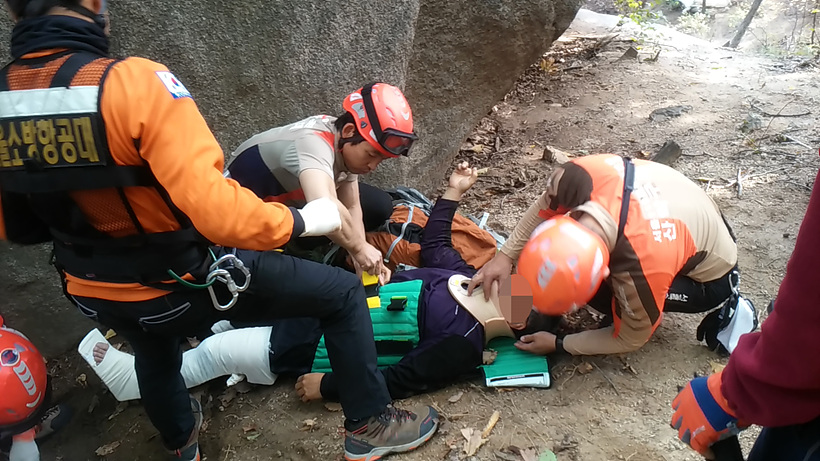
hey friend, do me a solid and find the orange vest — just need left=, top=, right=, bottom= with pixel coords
left=0, top=48, right=298, bottom=301
left=539, top=155, right=700, bottom=336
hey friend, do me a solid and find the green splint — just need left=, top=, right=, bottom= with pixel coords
left=481, top=337, right=551, bottom=388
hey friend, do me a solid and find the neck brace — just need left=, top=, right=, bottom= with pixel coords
left=447, top=274, right=514, bottom=344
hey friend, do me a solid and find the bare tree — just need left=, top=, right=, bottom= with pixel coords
left=724, top=0, right=765, bottom=48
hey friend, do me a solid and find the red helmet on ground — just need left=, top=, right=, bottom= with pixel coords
left=0, top=324, right=48, bottom=428
left=342, top=82, right=417, bottom=158
left=516, top=215, right=610, bottom=315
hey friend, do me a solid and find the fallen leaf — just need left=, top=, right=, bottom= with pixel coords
left=95, top=441, right=120, bottom=456
left=242, top=422, right=258, bottom=433
left=218, top=387, right=237, bottom=409
left=246, top=432, right=261, bottom=441
left=578, top=362, right=594, bottom=375
left=448, top=391, right=464, bottom=404
left=300, top=418, right=318, bottom=432
left=711, top=361, right=726, bottom=373
left=200, top=418, right=210, bottom=433
left=470, top=144, right=484, bottom=153
left=104, top=329, right=117, bottom=340
left=460, top=427, right=486, bottom=456
left=542, top=145, right=571, bottom=164
left=324, top=402, right=343, bottom=412
left=76, top=373, right=87, bottom=388
left=476, top=167, right=490, bottom=175
left=482, top=349, right=498, bottom=365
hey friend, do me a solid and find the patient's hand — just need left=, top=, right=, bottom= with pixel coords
left=296, top=373, right=325, bottom=402
left=443, top=161, right=479, bottom=200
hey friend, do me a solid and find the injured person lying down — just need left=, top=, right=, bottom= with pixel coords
left=78, top=163, right=556, bottom=403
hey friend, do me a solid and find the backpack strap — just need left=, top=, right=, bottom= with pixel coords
left=384, top=205, right=414, bottom=264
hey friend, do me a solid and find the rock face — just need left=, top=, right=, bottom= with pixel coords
left=0, top=0, right=580, bottom=355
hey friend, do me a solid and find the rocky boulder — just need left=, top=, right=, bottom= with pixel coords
left=0, top=0, right=581, bottom=355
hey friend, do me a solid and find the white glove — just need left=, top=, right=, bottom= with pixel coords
left=297, top=197, right=342, bottom=237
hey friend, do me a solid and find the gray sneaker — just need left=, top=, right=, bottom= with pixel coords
left=344, top=404, right=439, bottom=461
left=170, top=396, right=203, bottom=461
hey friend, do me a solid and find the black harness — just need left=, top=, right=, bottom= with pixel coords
left=0, top=52, right=210, bottom=285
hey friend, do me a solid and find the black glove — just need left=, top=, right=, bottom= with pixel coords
left=697, top=309, right=724, bottom=352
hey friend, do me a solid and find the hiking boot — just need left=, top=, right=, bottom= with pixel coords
left=344, top=404, right=439, bottom=461
left=34, top=404, right=74, bottom=441
left=170, top=396, right=203, bottom=461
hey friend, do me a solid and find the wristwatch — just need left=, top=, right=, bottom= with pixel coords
left=554, top=336, right=566, bottom=354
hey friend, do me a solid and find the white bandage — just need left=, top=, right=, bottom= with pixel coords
left=182, top=327, right=278, bottom=387
left=79, top=327, right=278, bottom=402
left=78, top=329, right=140, bottom=402
left=297, top=197, right=342, bottom=237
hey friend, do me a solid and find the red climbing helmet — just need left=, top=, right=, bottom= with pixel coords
left=0, top=322, right=48, bottom=428
left=342, top=82, right=418, bottom=158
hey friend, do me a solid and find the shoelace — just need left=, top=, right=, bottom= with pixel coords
left=377, top=406, right=414, bottom=424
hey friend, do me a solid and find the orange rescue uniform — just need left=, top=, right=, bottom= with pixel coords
left=0, top=50, right=299, bottom=302
left=502, top=154, right=737, bottom=355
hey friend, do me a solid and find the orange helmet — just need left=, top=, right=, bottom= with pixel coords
left=342, top=82, right=417, bottom=158
left=516, top=216, right=610, bottom=315
left=0, top=323, right=48, bottom=429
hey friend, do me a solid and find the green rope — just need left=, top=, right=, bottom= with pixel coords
left=166, top=248, right=219, bottom=289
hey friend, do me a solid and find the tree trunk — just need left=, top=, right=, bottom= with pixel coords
left=724, top=0, right=765, bottom=48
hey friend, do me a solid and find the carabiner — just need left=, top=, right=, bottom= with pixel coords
left=209, top=253, right=251, bottom=292
left=206, top=268, right=239, bottom=311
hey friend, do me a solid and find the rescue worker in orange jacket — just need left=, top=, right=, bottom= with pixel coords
left=468, top=154, right=744, bottom=356
left=0, top=1, right=438, bottom=460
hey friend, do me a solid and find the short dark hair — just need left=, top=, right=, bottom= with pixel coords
left=7, top=0, right=80, bottom=18
left=334, top=112, right=366, bottom=151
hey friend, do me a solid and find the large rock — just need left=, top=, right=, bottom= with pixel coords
left=0, top=0, right=580, bottom=356
left=395, top=0, right=582, bottom=189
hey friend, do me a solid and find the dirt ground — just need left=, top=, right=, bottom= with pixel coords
left=38, top=9, right=820, bottom=461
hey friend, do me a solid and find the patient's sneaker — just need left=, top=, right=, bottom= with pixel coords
left=344, top=404, right=438, bottom=461
left=35, top=404, right=73, bottom=440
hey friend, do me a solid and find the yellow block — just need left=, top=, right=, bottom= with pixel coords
left=367, top=296, right=381, bottom=309
left=362, top=271, right=379, bottom=287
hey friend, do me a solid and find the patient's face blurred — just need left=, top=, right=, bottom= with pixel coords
left=498, top=274, right=534, bottom=330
